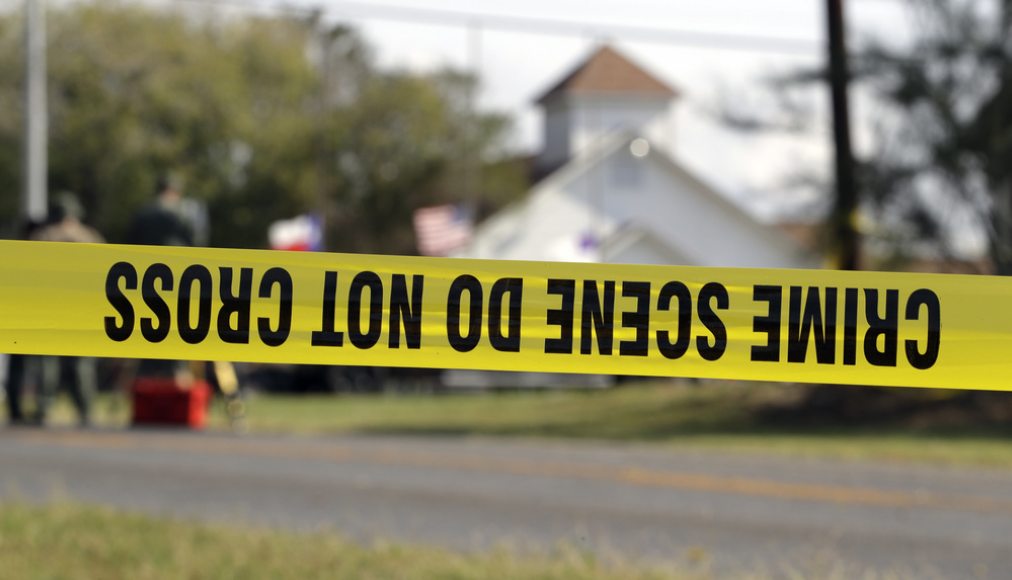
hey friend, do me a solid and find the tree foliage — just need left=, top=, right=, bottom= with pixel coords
left=724, top=1, right=1012, bottom=273
left=718, top=1, right=1012, bottom=414
left=841, top=0, right=1012, bottom=271
left=0, top=2, right=524, bottom=253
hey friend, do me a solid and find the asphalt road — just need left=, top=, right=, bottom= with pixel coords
left=2, top=428, right=1011, bottom=578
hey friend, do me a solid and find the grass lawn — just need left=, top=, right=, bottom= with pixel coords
left=0, top=502, right=682, bottom=580
left=48, top=380, right=1012, bottom=468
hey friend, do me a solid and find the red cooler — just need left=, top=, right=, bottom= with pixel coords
left=131, top=378, right=211, bottom=428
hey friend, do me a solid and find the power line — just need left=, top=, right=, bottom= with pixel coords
left=178, top=0, right=821, bottom=56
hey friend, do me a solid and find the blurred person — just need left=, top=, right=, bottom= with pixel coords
left=123, top=173, right=239, bottom=428
left=125, top=173, right=196, bottom=385
left=126, top=173, right=194, bottom=247
left=4, top=353, right=27, bottom=425
left=29, top=192, right=105, bottom=426
left=32, top=191, right=103, bottom=244
left=5, top=215, right=54, bottom=425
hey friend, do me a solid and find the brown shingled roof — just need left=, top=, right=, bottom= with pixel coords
left=535, top=45, right=679, bottom=104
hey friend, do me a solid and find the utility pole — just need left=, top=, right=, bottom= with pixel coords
left=464, top=22, right=483, bottom=213
left=827, top=0, right=858, bottom=270
left=23, top=0, right=48, bottom=225
left=310, top=10, right=331, bottom=249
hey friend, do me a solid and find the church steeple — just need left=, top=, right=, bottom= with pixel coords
left=535, top=45, right=679, bottom=174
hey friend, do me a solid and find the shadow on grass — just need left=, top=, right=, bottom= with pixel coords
left=349, top=382, right=1012, bottom=447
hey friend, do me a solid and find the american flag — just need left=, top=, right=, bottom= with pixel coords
left=413, top=204, right=474, bottom=257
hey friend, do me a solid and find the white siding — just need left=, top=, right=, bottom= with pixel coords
left=537, top=94, right=674, bottom=170
left=462, top=138, right=813, bottom=270
left=569, top=95, right=673, bottom=158
left=539, top=100, right=571, bottom=171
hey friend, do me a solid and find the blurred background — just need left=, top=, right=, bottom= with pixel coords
left=2, top=1, right=1012, bottom=579
left=0, top=0, right=1000, bottom=266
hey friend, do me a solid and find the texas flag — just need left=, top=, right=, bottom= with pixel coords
left=268, top=214, right=323, bottom=252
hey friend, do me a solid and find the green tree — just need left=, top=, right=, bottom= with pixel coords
left=0, top=2, right=524, bottom=252
left=721, top=1, right=1012, bottom=273
left=0, top=14, right=26, bottom=230
left=720, top=1, right=1012, bottom=419
left=848, top=0, right=1012, bottom=273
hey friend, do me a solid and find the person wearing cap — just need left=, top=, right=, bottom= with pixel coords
left=32, top=191, right=104, bottom=244
left=28, top=192, right=105, bottom=426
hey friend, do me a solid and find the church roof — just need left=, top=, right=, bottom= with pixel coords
left=457, top=132, right=814, bottom=269
left=535, top=45, right=679, bottom=104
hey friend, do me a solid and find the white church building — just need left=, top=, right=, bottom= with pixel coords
left=458, top=45, right=815, bottom=270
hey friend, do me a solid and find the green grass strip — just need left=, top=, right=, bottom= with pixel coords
left=0, top=501, right=686, bottom=580
left=46, top=381, right=1012, bottom=468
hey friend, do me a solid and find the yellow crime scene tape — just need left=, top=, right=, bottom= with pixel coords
left=0, top=240, right=1008, bottom=391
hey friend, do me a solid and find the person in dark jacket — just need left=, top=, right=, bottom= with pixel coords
left=126, top=174, right=194, bottom=247
left=126, top=174, right=196, bottom=383
left=4, top=219, right=43, bottom=425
